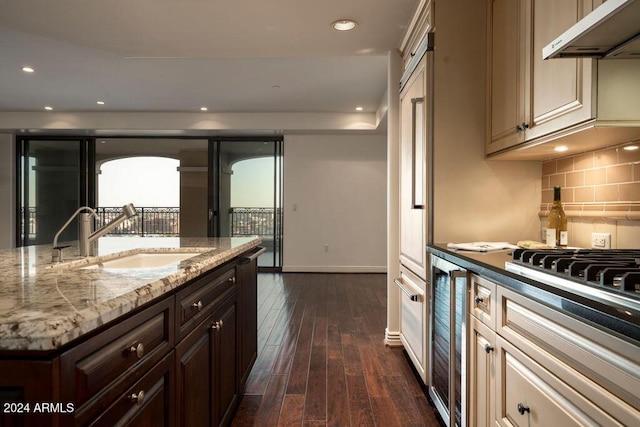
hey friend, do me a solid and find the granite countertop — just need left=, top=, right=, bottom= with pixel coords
left=429, top=244, right=640, bottom=345
left=0, top=236, right=261, bottom=352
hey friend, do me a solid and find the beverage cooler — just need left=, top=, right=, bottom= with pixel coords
left=430, top=254, right=468, bottom=427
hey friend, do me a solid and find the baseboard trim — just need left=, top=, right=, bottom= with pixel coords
left=281, top=266, right=387, bottom=273
left=384, top=329, right=403, bottom=347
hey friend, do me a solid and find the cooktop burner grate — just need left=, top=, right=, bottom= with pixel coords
left=510, top=248, right=640, bottom=298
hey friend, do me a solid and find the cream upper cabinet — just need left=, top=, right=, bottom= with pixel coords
left=399, top=55, right=428, bottom=280
left=487, top=0, right=527, bottom=153
left=486, top=0, right=640, bottom=159
left=399, top=0, right=434, bottom=70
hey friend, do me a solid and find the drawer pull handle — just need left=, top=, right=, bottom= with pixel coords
left=129, top=390, right=145, bottom=406
left=474, top=296, right=484, bottom=304
left=192, top=300, right=203, bottom=311
left=484, top=344, right=494, bottom=354
left=517, top=403, right=530, bottom=415
left=211, top=319, right=224, bottom=330
left=393, top=278, right=420, bottom=302
left=129, top=343, right=145, bottom=359
left=228, top=276, right=236, bottom=284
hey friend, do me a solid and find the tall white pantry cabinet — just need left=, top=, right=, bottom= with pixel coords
left=395, top=0, right=434, bottom=384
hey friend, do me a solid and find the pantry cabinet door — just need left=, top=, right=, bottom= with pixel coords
left=399, top=57, right=428, bottom=279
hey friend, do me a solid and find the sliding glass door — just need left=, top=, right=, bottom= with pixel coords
left=16, top=137, right=95, bottom=246
left=209, top=138, right=283, bottom=270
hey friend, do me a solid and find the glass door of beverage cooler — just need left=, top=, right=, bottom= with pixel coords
left=430, top=255, right=467, bottom=427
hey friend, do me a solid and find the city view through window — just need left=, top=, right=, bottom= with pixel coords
left=97, top=156, right=276, bottom=238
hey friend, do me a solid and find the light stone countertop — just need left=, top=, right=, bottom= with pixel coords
left=0, top=236, right=261, bottom=352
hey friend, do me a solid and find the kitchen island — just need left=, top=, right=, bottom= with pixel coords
left=428, top=244, right=640, bottom=427
left=0, top=236, right=262, bottom=426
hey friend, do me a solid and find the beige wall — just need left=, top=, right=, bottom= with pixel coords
left=283, top=134, right=387, bottom=272
left=0, top=134, right=15, bottom=249
left=178, top=150, right=209, bottom=237
left=540, top=142, right=640, bottom=248
left=432, top=0, right=542, bottom=244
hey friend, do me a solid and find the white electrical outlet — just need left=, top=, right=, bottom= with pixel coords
left=591, top=232, right=611, bottom=249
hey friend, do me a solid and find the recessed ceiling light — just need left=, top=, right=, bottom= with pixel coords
left=272, top=85, right=280, bottom=89
left=96, top=101, right=105, bottom=105
left=22, top=66, right=35, bottom=73
left=554, top=146, right=569, bottom=152
left=355, top=107, right=363, bottom=111
left=200, top=107, right=208, bottom=111
left=623, top=145, right=639, bottom=151
left=331, top=19, right=358, bottom=31
left=44, top=106, right=53, bottom=111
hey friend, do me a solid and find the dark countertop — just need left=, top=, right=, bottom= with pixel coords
left=428, top=244, right=640, bottom=346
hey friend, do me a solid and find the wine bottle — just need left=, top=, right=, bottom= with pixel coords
left=547, top=186, right=568, bottom=247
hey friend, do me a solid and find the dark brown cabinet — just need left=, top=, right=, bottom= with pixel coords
left=176, top=277, right=238, bottom=427
left=0, top=247, right=261, bottom=427
left=236, top=246, right=262, bottom=391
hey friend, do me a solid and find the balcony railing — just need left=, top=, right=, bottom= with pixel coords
left=95, top=207, right=180, bottom=236
left=229, top=207, right=281, bottom=237
left=21, top=207, right=280, bottom=238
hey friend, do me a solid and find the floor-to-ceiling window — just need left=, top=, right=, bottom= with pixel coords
left=16, top=137, right=94, bottom=246
left=211, top=138, right=283, bottom=270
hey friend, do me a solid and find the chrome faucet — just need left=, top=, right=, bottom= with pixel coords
left=52, top=203, right=138, bottom=262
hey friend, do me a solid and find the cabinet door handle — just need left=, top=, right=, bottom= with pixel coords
left=129, top=390, right=145, bottom=406
left=517, top=403, right=530, bottom=415
left=192, top=300, right=203, bottom=311
left=393, top=278, right=421, bottom=302
left=228, top=276, right=236, bottom=284
left=474, top=296, right=484, bottom=304
left=129, top=342, right=145, bottom=359
left=484, top=344, right=494, bottom=354
left=411, top=97, right=425, bottom=210
left=515, top=122, right=530, bottom=132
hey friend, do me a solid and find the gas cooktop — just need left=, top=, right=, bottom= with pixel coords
left=505, top=248, right=640, bottom=311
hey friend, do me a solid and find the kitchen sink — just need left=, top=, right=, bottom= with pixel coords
left=80, top=251, right=206, bottom=269
left=50, top=248, right=213, bottom=270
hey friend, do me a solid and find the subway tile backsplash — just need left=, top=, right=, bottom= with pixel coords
left=540, top=142, right=640, bottom=249
left=542, top=144, right=640, bottom=205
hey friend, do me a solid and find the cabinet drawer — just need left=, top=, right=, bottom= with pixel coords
left=60, top=297, right=174, bottom=409
left=497, top=287, right=640, bottom=425
left=395, top=266, right=427, bottom=382
left=470, top=274, right=496, bottom=329
left=77, top=352, right=175, bottom=427
left=175, top=266, right=236, bottom=340
left=496, top=335, right=629, bottom=427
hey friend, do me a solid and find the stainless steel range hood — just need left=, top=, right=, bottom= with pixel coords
left=543, top=0, right=640, bottom=59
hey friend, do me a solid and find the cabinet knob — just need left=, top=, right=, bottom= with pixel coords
left=484, top=344, right=494, bottom=354
left=515, top=122, right=530, bottom=132
left=517, top=403, right=530, bottom=415
left=211, top=319, right=224, bottom=330
left=228, top=276, right=236, bottom=284
left=192, top=300, right=203, bottom=311
left=129, top=342, right=144, bottom=359
left=474, top=296, right=484, bottom=304
left=129, top=390, right=145, bottom=406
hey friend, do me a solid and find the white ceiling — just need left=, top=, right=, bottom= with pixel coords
left=0, top=0, right=418, bottom=114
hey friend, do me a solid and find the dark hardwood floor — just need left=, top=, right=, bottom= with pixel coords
left=231, top=273, right=442, bottom=426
